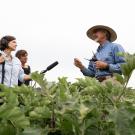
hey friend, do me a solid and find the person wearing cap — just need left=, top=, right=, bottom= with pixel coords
left=74, top=25, right=125, bottom=82
left=0, top=35, right=31, bottom=87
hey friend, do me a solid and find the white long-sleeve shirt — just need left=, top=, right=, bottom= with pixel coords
left=0, top=51, right=25, bottom=87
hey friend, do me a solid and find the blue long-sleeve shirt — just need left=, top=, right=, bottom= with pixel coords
left=81, top=41, right=125, bottom=78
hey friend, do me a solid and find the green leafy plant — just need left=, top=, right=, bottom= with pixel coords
left=0, top=53, right=135, bottom=135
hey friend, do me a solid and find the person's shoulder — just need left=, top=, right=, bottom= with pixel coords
left=110, top=42, right=125, bottom=52
left=110, top=42, right=122, bottom=46
left=13, top=56, right=21, bottom=64
left=109, top=42, right=124, bottom=48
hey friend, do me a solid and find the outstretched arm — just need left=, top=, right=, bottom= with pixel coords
left=74, top=58, right=95, bottom=77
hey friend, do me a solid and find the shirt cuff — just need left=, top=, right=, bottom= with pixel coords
left=108, top=64, right=114, bottom=72
left=81, top=67, right=93, bottom=76
left=19, top=74, right=25, bottom=82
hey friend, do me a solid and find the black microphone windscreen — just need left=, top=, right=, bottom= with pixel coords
left=46, top=61, right=59, bottom=71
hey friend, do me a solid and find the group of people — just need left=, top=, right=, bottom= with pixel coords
left=0, top=35, right=31, bottom=87
left=0, top=24, right=125, bottom=88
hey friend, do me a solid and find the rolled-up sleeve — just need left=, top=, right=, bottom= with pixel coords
left=18, top=68, right=25, bottom=82
left=81, top=62, right=95, bottom=77
left=109, top=44, right=125, bottom=74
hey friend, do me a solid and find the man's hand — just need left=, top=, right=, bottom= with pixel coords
left=95, top=61, right=109, bottom=69
left=24, top=74, right=31, bottom=81
left=74, top=58, right=85, bottom=70
left=0, top=55, right=5, bottom=64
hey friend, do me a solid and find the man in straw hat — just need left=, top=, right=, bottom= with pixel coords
left=74, top=25, right=125, bottom=82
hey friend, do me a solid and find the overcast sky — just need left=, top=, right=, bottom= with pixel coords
left=0, top=0, right=135, bottom=87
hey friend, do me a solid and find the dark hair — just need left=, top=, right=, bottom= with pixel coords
left=0, top=35, right=16, bottom=51
left=16, top=50, right=28, bottom=59
left=93, top=29, right=111, bottom=41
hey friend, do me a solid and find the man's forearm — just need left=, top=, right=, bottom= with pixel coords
left=81, top=67, right=95, bottom=77
left=108, top=63, right=122, bottom=74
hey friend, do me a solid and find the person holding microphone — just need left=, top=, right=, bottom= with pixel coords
left=0, top=35, right=31, bottom=87
left=16, top=50, right=31, bottom=86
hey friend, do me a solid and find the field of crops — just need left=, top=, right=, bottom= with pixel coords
left=0, top=53, right=135, bottom=135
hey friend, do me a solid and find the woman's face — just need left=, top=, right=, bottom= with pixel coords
left=19, top=54, right=28, bottom=64
left=8, top=40, right=17, bottom=51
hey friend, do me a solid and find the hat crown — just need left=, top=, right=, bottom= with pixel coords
left=87, top=25, right=117, bottom=42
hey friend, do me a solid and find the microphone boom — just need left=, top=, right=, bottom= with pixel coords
left=40, top=61, right=59, bottom=74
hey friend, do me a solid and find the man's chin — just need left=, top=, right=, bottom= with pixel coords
left=94, top=40, right=100, bottom=44
left=94, top=38, right=100, bottom=43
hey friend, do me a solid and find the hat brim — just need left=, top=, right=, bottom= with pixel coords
left=87, top=25, right=117, bottom=42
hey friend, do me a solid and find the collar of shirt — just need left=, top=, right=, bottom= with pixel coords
left=98, top=40, right=110, bottom=51
left=1, top=51, right=13, bottom=61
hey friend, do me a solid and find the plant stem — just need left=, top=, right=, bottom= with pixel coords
left=117, top=74, right=131, bottom=101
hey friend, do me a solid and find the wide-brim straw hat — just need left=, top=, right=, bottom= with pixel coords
left=87, top=25, right=117, bottom=42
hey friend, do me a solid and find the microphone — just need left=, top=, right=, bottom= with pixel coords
left=40, top=61, right=59, bottom=74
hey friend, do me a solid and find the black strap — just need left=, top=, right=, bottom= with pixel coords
left=1, top=61, right=5, bottom=84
